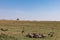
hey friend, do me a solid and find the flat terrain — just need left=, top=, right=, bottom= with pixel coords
left=0, top=20, right=60, bottom=40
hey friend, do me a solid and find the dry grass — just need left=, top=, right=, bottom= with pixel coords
left=0, top=20, right=60, bottom=40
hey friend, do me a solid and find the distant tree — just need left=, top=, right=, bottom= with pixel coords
left=16, top=18, right=19, bottom=20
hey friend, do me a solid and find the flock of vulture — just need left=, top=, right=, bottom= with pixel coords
left=21, top=28, right=54, bottom=38
left=26, top=32, right=54, bottom=38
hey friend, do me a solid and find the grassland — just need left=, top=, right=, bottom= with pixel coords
left=0, top=20, right=60, bottom=40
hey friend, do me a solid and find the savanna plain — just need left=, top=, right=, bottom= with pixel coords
left=0, top=20, right=60, bottom=40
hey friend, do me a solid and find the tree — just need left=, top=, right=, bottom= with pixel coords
left=16, top=18, right=19, bottom=20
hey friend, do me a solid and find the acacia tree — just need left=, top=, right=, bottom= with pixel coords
left=16, top=18, right=19, bottom=20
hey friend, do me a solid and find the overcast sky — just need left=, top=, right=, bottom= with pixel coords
left=0, top=0, right=60, bottom=21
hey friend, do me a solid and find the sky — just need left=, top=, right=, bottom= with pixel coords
left=0, top=0, right=60, bottom=21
